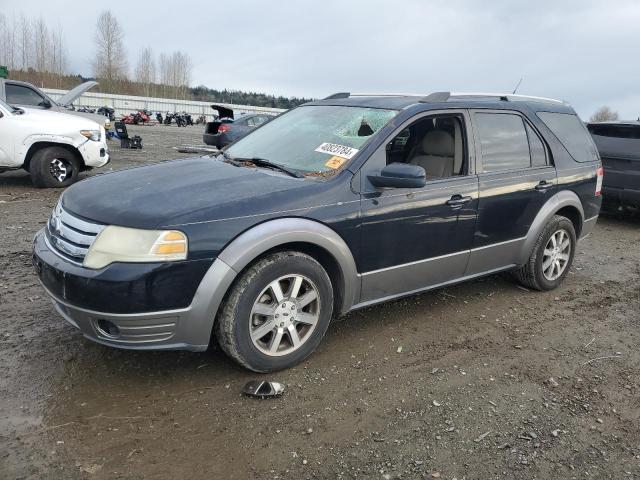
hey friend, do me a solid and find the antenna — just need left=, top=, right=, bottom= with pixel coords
left=512, top=77, right=524, bottom=94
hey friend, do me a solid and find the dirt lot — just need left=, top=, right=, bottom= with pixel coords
left=1, top=124, right=639, bottom=479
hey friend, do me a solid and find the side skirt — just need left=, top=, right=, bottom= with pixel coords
left=350, top=264, right=516, bottom=311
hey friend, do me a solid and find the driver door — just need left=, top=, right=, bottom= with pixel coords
left=357, top=110, right=479, bottom=304
left=0, top=108, right=14, bottom=165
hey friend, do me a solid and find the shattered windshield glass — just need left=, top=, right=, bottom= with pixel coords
left=225, top=105, right=397, bottom=175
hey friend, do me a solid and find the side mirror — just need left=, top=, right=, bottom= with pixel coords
left=368, top=162, right=426, bottom=189
left=40, top=99, right=52, bottom=108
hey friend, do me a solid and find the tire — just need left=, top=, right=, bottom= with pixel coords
left=512, top=215, right=577, bottom=291
left=30, top=146, right=80, bottom=188
left=216, top=251, right=334, bottom=372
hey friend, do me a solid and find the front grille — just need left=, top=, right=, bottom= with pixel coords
left=46, top=202, right=105, bottom=264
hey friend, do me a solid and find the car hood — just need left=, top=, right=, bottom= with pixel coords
left=63, top=109, right=111, bottom=127
left=56, top=81, right=98, bottom=107
left=18, top=107, right=102, bottom=130
left=61, top=157, right=317, bottom=229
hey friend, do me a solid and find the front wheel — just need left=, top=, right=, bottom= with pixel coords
left=30, top=146, right=80, bottom=188
left=216, top=251, right=334, bottom=372
left=513, top=215, right=576, bottom=291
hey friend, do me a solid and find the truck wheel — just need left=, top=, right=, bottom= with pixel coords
left=513, top=215, right=576, bottom=291
left=216, top=251, right=334, bottom=372
left=30, top=146, right=80, bottom=188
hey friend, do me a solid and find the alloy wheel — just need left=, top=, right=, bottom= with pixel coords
left=49, top=158, right=71, bottom=183
left=249, top=274, right=320, bottom=357
left=542, top=228, right=571, bottom=281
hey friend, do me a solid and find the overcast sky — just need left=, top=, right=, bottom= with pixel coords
left=4, top=0, right=640, bottom=119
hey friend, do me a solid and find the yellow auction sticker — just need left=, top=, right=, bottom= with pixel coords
left=325, top=155, right=347, bottom=169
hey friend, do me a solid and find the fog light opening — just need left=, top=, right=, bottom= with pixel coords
left=97, top=319, right=120, bottom=338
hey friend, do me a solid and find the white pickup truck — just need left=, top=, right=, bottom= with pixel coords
left=0, top=98, right=109, bottom=187
left=0, top=79, right=111, bottom=131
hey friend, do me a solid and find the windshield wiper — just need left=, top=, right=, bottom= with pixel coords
left=223, top=153, right=304, bottom=178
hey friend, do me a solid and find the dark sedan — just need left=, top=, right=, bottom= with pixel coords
left=588, top=121, right=640, bottom=210
left=203, top=105, right=274, bottom=148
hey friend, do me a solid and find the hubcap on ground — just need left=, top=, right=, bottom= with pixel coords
left=50, top=158, right=70, bottom=183
left=542, top=228, right=571, bottom=281
left=249, top=274, right=320, bottom=357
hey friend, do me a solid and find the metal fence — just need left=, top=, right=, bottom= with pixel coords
left=42, top=88, right=286, bottom=120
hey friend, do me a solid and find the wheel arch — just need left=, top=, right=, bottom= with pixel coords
left=517, top=190, right=584, bottom=265
left=217, top=217, right=360, bottom=316
left=23, top=141, right=84, bottom=172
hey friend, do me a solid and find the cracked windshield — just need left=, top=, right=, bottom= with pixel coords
left=225, top=105, right=397, bottom=174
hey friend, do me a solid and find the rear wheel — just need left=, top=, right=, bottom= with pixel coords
left=30, top=146, right=80, bottom=188
left=513, top=215, right=576, bottom=291
left=216, top=251, right=333, bottom=372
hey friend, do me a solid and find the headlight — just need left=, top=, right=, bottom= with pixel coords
left=83, top=226, right=188, bottom=269
left=80, top=129, right=101, bottom=141
left=104, top=121, right=111, bottom=130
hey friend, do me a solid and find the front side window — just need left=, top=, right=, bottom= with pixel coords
left=6, top=84, right=47, bottom=107
left=475, top=113, right=531, bottom=172
left=538, top=112, right=599, bottom=163
left=385, top=114, right=467, bottom=179
left=226, top=105, right=397, bottom=174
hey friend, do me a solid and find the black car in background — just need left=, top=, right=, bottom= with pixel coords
left=203, top=104, right=274, bottom=148
left=33, top=91, right=602, bottom=372
left=587, top=121, right=640, bottom=211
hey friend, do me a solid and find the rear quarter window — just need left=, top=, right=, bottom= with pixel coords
left=537, top=112, right=599, bottom=163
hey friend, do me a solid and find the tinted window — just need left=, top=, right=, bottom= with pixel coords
left=6, top=84, right=46, bottom=107
left=476, top=113, right=530, bottom=172
left=254, top=115, right=269, bottom=126
left=526, top=123, right=547, bottom=166
left=538, top=112, right=599, bottom=163
left=588, top=125, right=640, bottom=139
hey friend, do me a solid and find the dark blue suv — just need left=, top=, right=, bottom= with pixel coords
left=33, top=92, right=603, bottom=372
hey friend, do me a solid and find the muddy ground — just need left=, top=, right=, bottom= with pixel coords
left=1, top=124, right=639, bottom=479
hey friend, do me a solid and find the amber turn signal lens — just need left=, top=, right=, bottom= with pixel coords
left=154, top=243, right=186, bottom=255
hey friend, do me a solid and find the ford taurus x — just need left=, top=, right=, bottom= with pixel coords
left=33, top=92, right=603, bottom=372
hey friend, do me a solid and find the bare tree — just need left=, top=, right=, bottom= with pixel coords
left=135, top=47, right=156, bottom=96
left=18, top=14, right=32, bottom=70
left=93, top=10, right=128, bottom=90
left=157, top=50, right=193, bottom=99
left=0, top=13, right=18, bottom=70
left=33, top=16, right=50, bottom=74
left=590, top=106, right=620, bottom=123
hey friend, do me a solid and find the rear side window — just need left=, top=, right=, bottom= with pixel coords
left=538, top=112, right=599, bottom=163
left=475, top=113, right=530, bottom=172
left=525, top=123, right=547, bottom=166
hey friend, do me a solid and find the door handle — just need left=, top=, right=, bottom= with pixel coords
left=446, top=194, right=472, bottom=208
left=534, top=180, right=554, bottom=191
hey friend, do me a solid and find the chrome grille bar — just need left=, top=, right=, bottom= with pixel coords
left=46, top=202, right=105, bottom=262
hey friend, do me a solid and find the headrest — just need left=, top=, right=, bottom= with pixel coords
left=421, top=130, right=454, bottom=156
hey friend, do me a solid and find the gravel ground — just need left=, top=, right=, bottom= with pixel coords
left=1, top=124, right=639, bottom=480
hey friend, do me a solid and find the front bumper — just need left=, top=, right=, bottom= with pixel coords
left=33, top=229, right=238, bottom=351
left=78, top=137, right=110, bottom=168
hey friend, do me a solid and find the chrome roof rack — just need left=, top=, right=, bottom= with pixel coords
left=420, top=91, right=567, bottom=105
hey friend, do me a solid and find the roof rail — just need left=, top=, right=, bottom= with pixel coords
left=323, top=92, right=427, bottom=100
left=420, top=91, right=566, bottom=105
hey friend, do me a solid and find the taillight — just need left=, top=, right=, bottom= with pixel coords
left=218, top=124, right=230, bottom=134
left=595, top=166, right=604, bottom=196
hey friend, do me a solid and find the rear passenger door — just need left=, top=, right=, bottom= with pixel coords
left=466, top=110, right=556, bottom=275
